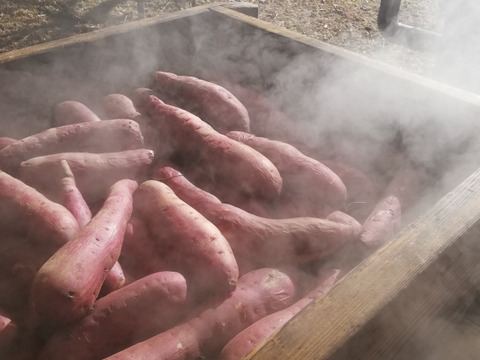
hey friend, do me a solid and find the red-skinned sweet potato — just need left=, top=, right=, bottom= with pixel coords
left=52, top=101, right=101, bottom=127
left=0, top=170, right=79, bottom=249
left=30, top=179, right=138, bottom=327
left=226, top=131, right=347, bottom=213
left=99, top=261, right=126, bottom=297
left=101, top=94, right=141, bottom=120
left=19, top=149, right=154, bottom=205
left=154, top=167, right=360, bottom=269
left=53, top=160, right=92, bottom=229
left=37, top=271, right=188, bottom=360
left=135, top=92, right=282, bottom=200
left=0, top=137, right=16, bottom=151
left=214, top=80, right=311, bottom=148
left=152, top=71, right=250, bottom=133
left=119, top=217, right=169, bottom=279
left=358, top=195, right=402, bottom=253
left=358, top=160, right=429, bottom=253
left=103, top=268, right=296, bottom=360
left=133, top=180, right=239, bottom=301
left=0, top=119, right=144, bottom=175
left=102, top=92, right=165, bottom=156
left=218, top=268, right=341, bottom=360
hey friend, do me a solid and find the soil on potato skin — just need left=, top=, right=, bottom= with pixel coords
left=0, top=0, right=441, bottom=75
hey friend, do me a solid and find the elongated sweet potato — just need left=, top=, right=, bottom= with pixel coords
left=218, top=268, right=341, bottom=360
left=358, top=160, right=429, bottom=253
left=30, top=179, right=138, bottom=327
left=102, top=94, right=141, bottom=120
left=54, top=160, right=92, bottom=228
left=227, top=131, right=347, bottom=213
left=152, top=71, right=250, bottom=133
left=358, top=195, right=402, bottom=253
left=119, top=217, right=169, bottom=279
left=133, top=180, right=239, bottom=301
left=135, top=92, right=282, bottom=200
left=0, top=170, right=79, bottom=248
left=38, top=271, right=188, bottom=360
left=103, top=268, right=296, bottom=360
left=52, top=100, right=101, bottom=127
left=19, top=149, right=154, bottom=204
left=0, top=119, right=144, bottom=175
left=102, top=92, right=164, bottom=155
left=99, top=261, right=126, bottom=297
left=154, top=167, right=360, bottom=268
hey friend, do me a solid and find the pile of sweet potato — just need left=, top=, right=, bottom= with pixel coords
left=0, top=71, right=431, bottom=360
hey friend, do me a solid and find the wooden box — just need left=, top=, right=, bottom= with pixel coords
left=2, top=3, right=480, bottom=359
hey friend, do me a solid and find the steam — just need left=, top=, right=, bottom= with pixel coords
left=1, top=3, right=480, bottom=356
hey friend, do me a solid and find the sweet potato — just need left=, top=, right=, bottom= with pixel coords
left=0, top=137, right=16, bottom=151
left=358, top=195, right=402, bottom=253
left=135, top=92, right=282, bottom=200
left=358, top=160, right=429, bottom=253
left=52, top=100, right=101, bottom=127
left=102, top=92, right=165, bottom=156
left=102, top=94, right=141, bottom=120
left=154, top=167, right=360, bottom=268
left=133, top=180, right=239, bottom=301
left=119, top=217, right=169, bottom=279
left=227, top=131, right=347, bottom=213
left=103, top=268, right=296, bottom=360
left=152, top=71, right=250, bottom=133
left=215, top=80, right=309, bottom=147
left=19, top=149, right=154, bottom=204
left=0, top=119, right=145, bottom=175
left=38, top=271, right=188, bottom=360
left=99, top=261, right=126, bottom=297
left=0, top=170, right=79, bottom=249
left=53, top=160, right=92, bottom=228
left=218, top=268, right=341, bottom=360
left=30, top=179, right=138, bottom=327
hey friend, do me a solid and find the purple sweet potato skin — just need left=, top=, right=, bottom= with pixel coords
left=358, top=195, right=402, bottom=252
left=133, top=180, right=239, bottom=301
left=52, top=101, right=101, bottom=127
left=30, top=179, right=138, bottom=327
left=0, top=170, right=79, bottom=249
left=0, top=119, right=144, bottom=175
left=218, top=269, right=341, bottom=360
left=37, top=271, right=188, bottom=360
left=154, top=167, right=360, bottom=267
left=119, top=217, right=169, bottom=279
left=19, top=149, right=154, bottom=204
left=152, top=71, right=250, bottom=133
left=0, top=137, right=16, bottom=151
left=101, top=94, right=141, bottom=120
left=103, top=268, right=296, bottom=360
left=227, top=131, right=347, bottom=212
left=136, top=94, right=282, bottom=200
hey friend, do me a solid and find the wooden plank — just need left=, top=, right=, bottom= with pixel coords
left=244, top=167, right=480, bottom=360
left=0, top=2, right=245, bottom=65
left=210, top=6, right=480, bottom=110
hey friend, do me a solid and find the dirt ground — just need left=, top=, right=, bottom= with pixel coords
left=0, top=0, right=442, bottom=75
